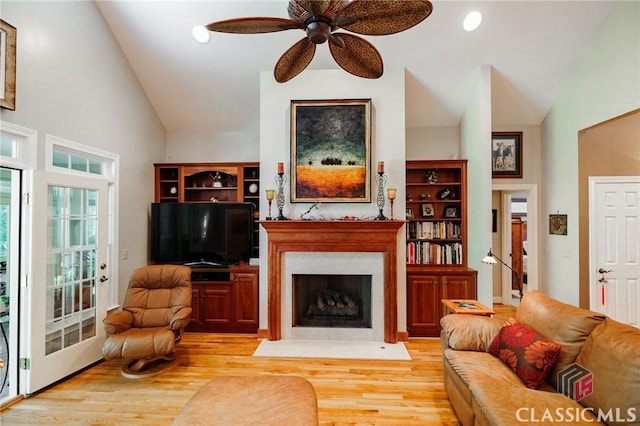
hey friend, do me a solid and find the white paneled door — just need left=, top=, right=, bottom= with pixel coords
left=25, top=171, right=109, bottom=394
left=589, top=177, right=640, bottom=325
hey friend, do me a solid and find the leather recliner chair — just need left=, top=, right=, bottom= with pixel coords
left=102, top=264, right=192, bottom=378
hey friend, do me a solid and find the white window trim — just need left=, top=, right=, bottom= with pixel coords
left=0, top=121, right=37, bottom=170
left=45, top=134, right=118, bottom=181
left=45, top=134, right=120, bottom=309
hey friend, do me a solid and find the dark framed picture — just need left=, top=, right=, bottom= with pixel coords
left=421, top=203, right=435, bottom=217
left=406, top=208, right=414, bottom=219
left=290, top=99, right=371, bottom=202
left=492, top=209, right=498, bottom=232
left=492, top=131, right=522, bottom=178
left=0, top=20, right=17, bottom=110
left=549, top=214, right=568, bottom=235
left=444, top=207, right=458, bottom=218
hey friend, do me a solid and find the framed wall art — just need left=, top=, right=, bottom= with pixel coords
left=290, top=99, right=371, bottom=202
left=492, top=131, right=522, bottom=178
left=1, top=20, right=17, bottom=110
left=549, top=213, right=568, bottom=235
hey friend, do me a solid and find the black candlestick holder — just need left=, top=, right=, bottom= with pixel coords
left=274, top=172, right=288, bottom=220
left=375, top=172, right=388, bottom=220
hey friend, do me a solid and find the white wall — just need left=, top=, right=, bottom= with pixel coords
left=542, top=1, right=640, bottom=304
left=258, top=68, right=407, bottom=332
left=460, top=65, right=493, bottom=309
left=406, top=126, right=459, bottom=160
left=166, top=130, right=259, bottom=163
left=1, top=1, right=166, bottom=300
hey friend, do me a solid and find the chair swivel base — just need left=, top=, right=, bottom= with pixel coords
left=121, top=353, right=178, bottom=379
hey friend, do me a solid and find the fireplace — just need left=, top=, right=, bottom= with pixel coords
left=293, top=274, right=372, bottom=329
left=261, top=220, right=404, bottom=343
left=284, top=251, right=383, bottom=341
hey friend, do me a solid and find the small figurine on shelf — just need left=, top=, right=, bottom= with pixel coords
left=426, top=170, right=438, bottom=184
left=210, top=172, right=223, bottom=188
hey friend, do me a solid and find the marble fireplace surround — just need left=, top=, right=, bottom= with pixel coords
left=260, top=220, right=404, bottom=343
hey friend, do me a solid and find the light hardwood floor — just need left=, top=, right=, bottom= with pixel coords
left=1, top=305, right=516, bottom=426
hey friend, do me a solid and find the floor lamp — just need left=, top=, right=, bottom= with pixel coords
left=482, top=248, right=523, bottom=301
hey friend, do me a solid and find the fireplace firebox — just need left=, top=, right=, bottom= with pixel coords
left=293, top=274, right=372, bottom=329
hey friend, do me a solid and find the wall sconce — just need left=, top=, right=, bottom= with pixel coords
left=482, top=248, right=523, bottom=300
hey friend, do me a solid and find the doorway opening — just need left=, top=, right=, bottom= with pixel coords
left=491, top=184, right=538, bottom=306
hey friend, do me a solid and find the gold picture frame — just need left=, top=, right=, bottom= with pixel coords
left=290, top=99, right=371, bottom=203
left=0, top=20, right=16, bottom=110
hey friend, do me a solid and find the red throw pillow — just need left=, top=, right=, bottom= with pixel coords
left=487, top=321, right=561, bottom=389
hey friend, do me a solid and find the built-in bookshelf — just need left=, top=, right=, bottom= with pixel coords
left=405, top=160, right=467, bottom=266
left=405, top=160, right=477, bottom=337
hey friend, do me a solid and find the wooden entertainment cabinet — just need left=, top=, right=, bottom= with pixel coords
left=186, top=265, right=259, bottom=334
left=405, top=160, right=477, bottom=337
left=153, top=162, right=260, bottom=334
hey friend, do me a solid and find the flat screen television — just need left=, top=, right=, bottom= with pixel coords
left=150, top=202, right=254, bottom=267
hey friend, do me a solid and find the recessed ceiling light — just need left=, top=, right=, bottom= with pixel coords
left=463, top=11, right=482, bottom=32
left=192, top=25, right=210, bottom=44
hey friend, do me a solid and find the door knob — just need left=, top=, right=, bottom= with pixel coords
left=598, top=268, right=612, bottom=274
left=100, top=263, right=107, bottom=270
left=99, top=276, right=109, bottom=282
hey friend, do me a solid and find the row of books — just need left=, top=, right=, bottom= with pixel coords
left=407, top=241, right=464, bottom=265
left=406, top=221, right=461, bottom=240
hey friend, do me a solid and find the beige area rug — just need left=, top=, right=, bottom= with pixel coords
left=253, top=339, right=411, bottom=361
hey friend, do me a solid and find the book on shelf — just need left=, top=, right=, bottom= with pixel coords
left=407, top=221, right=461, bottom=240
left=406, top=241, right=463, bottom=265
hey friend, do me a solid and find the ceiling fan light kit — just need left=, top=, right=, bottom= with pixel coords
left=205, top=0, right=433, bottom=83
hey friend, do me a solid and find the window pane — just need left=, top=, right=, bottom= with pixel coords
left=51, top=219, right=65, bottom=249
left=52, top=151, right=69, bottom=168
left=69, top=188, right=83, bottom=216
left=70, top=155, right=87, bottom=172
left=0, top=136, right=16, bottom=157
left=88, top=160, right=102, bottom=175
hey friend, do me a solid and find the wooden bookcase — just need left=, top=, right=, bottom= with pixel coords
left=153, top=162, right=260, bottom=334
left=405, top=160, right=477, bottom=337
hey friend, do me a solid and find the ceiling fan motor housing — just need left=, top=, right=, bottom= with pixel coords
left=305, top=17, right=333, bottom=44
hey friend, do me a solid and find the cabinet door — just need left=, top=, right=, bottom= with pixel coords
left=232, top=273, right=259, bottom=330
left=201, top=284, right=233, bottom=327
left=442, top=274, right=477, bottom=300
left=407, top=274, right=442, bottom=336
left=190, top=287, right=201, bottom=325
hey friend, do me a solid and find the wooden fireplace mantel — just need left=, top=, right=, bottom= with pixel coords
left=260, top=220, right=405, bottom=343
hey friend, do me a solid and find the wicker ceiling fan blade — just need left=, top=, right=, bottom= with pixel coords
left=337, top=0, right=433, bottom=36
left=274, top=38, right=317, bottom=83
left=329, top=33, right=383, bottom=79
left=206, top=17, right=302, bottom=34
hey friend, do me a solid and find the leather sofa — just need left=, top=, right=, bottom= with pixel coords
left=440, top=291, right=640, bottom=426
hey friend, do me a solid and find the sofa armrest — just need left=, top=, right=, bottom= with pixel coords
left=169, top=306, right=193, bottom=330
left=103, top=310, right=133, bottom=335
left=440, top=314, right=502, bottom=351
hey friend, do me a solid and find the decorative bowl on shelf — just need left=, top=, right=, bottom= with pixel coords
left=249, top=183, right=258, bottom=194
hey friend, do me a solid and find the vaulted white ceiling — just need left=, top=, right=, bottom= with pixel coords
left=96, top=1, right=615, bottom=133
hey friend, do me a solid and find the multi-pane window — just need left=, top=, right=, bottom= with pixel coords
left=45, top=186, right=98, bottom=355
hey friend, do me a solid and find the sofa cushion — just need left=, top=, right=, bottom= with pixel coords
left=444, top=349, right=526, bottom=389
left=575, top=318, right=640, bottom=424
left=470, top=382, right=600, bottom=426
left=516, top=291, right=606, bottom=388
left=440, top=314, right=502, bottom=351
left=488, top=322, right=561, bottom=389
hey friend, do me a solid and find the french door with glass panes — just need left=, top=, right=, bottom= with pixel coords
left=26, top=171, right=108, bottom=394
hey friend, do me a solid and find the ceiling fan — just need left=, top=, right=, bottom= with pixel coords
left=205, top=0, right=433, bottom=83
